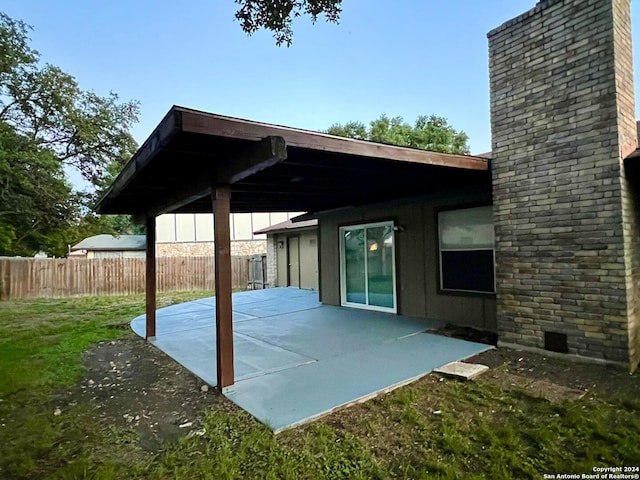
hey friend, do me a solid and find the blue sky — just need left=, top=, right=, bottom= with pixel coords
left=4, top=0, right=640, bottom=163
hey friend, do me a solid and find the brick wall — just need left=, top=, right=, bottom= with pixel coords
left=266, top=235, right=277, bottom=287
left=156, top=240, right=267, bottom=257
left=489, top=0, right=639, bottom=370
left=611, top=0, right=640, bottom=371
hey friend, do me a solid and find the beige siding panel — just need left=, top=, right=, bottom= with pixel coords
left=299, top=232, right=319, bottom=290
left=288, top=237, right=300, bottom=287
left=233, top=213, right=253, bottom=240
left=176, top=214, right=196, bottom=242
left=252, top=213, right=271, bottom=240
left=195, top=214, right=214, bottom=241
left=156, top=214, right=177, bottom=242
left=270, top=212, right=289, bottom=225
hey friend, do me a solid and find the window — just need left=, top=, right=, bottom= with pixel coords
left=438, top=206, right=495, bottom=294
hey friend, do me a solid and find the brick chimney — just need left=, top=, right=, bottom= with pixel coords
left=488, top=0, right=640, bottom=371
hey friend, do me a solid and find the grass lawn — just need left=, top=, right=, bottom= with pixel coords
left=1, top=293, right=639, bottom=479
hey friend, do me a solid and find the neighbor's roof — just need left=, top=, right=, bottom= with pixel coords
left=254, top=219, right=318, bottom=235
left=71, top=234, right=146, bottom=252
left=95, top=106, right=491, bottom=217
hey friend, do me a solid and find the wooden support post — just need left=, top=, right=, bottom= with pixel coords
left=145, top=215, right=157, bottom=339
left=212, top=185, right=234, bottom=390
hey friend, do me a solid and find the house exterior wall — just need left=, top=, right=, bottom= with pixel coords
left=318, top=193, right=496, bottom=331
left=156, top=212, right=299, bottom=243
left=270, top=230, right=318, bottom=290
left=299, top=231, right=319, bottom=290
left=275, top=234, right=288, bottom=287
left=155, top=240, right=266, bottom=257
left=266, top=235, right=278, bottom=287
left=155, top=212, right=301, bottom=258
left=489, top=0, right=640, bottom=370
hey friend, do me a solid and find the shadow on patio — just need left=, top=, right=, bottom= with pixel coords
left=131, top=288, right=492, bottom=432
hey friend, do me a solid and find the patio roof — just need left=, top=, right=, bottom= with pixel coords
left=96, top=106, right=493, bottom=391
left=95, top=106, right=491, bottom=216
left=253, top=218, right=318, bottom=235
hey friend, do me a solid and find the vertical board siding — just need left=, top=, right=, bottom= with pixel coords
left=0, top=256, right=250, bottom=300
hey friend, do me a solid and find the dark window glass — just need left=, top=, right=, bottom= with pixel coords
left=441, top=250, right=494, bottom=293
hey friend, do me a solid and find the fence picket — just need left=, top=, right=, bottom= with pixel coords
left=0, top=256, right=251, bottom=300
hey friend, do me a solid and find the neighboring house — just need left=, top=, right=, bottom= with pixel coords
left=255, top=219, right=318, bottom=290
left=96, top=0, right=640, bottom=375
left=155, top=212, right=302, bottom=257
left=69, top=234, right=146, bottom=259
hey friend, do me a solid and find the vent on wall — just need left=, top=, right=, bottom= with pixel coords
left=544, top=332, right=568, bottom=353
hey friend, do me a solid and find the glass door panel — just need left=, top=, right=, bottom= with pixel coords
left=366, top=225, right=394, bottom=308
left=344, top=228, right=366, bottom=304
left=340, top=222, right=396, bottom=312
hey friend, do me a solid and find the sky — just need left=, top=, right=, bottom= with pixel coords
left=4, top=0, right=640, bottom=183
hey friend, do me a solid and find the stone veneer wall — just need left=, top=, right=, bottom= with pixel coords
left=265, top=236, right=278, bottom=287
left=156, top=240, right=267, bottom=257
left=489, top=0, right=639, bottom=370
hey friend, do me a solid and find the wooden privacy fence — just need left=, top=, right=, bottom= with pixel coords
left=0, top=256, right=250, bottom=300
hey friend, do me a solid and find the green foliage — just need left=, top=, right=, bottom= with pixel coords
left=0, top=11, right=141, bottom=257
left=0, top=122, right=73, bottom=256
left=0, top=292, right=212, bottom=479
left=327, top=114, right=470, bottom=154
left=0, top=12, right=139, bottom=186
left=235, top=0, right=342, bottom=46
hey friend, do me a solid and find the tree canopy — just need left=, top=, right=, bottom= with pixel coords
left=235, top=0, right=342, bottom=46
left=0, top=12, right=142, bottom=257
left=327, top=114, right=470, bottom=155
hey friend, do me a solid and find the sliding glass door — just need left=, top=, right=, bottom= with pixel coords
left=340, top=221, right=396, bottom=313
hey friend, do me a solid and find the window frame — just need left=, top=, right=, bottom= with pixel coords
left=437, top=204, right=496, bottom=295
left=339, top=220, right=397, bottom=313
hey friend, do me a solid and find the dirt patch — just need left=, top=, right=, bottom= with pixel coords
left=57, top=335, right=640, bottom=452
left=428, top=324, right=498, bottom=346
left=58, top=336, right=223, bottom=451
left=466, top=348, right=640, bottom=403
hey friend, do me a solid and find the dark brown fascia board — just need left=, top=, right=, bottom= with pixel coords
left=97, top=105, right=489, bottom=214
left=256, top=226, right=318, bottom=236
left=177, top=107, right=489, bottom=171
left=95, top=107, right=182, bottom=213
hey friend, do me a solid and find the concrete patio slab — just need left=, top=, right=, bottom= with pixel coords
left=130, top=288, right=493, bottom=432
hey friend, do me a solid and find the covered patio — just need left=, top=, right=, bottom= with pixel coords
left=131, top=288, right=491, bottom=432
left=96, top=106, right=491, bottom=428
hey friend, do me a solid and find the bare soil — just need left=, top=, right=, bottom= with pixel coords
left=467, top=348, right=640, bottom=403
left=61, top=335, right=640, bottom=449
left=59, top=336, right=231, bottom=451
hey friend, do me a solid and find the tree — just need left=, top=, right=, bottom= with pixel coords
left=0, top=121, right=73, bottom=255
left=235, top=0, right=342, bottom=46
left=0, top=12, right=142, bottom=257
left=0, top=13, right=139, bottom=186
left=327, top=114, right=470, bottom=154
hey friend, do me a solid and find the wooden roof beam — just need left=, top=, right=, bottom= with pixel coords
left=218, top=136, right=287, bottom=184
left=145, top=136, right=287, bottom=217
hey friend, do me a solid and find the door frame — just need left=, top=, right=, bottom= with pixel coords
left=339, top=220, right=397, bottom=313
